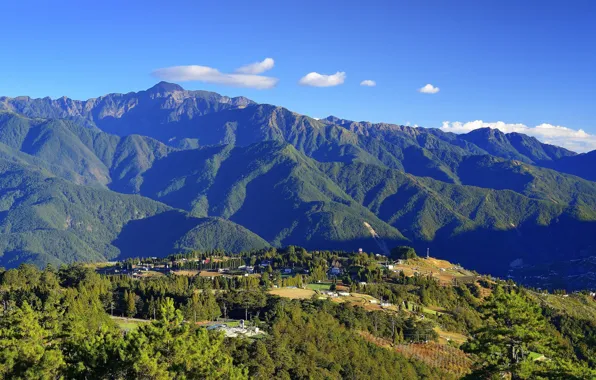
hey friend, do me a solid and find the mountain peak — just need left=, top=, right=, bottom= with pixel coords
left=147, top=81, right=184, bottom=94
left=467, top=127, right=504, bottom=136
left=324, top=115, right=353, bottom=125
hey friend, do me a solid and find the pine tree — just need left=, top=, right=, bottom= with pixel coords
left=463, top=286, right=558, bottom=379
left=125, top=291, right=136, bottom=317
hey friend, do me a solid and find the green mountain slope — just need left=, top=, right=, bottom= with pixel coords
left=320, top=161, right=596, bottom=274
left=0, top=111, right=176, bottom=191
left=456, top=155, right=596, bottom=208
left=137, top=141, right=407, bottom=252
left=0, top=112, right=111, bottom=186
left=0, top=159, right=269, bottom=268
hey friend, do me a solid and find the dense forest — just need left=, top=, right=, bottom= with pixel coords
left=1, top=246, right=595, bottom=379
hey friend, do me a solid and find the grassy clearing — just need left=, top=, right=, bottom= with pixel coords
left=402, top=301, right=443, bottom=316
left=84, top=262, right=117, bottom=269
left=269, top=288, right=316, bottom=299
left=395, top=257, right=478, bottom=286
left=173, top=269, right=200, bottom=276
left=434, top=327, right=468, bottom=345
left=329, top=293, right=387, bottom=311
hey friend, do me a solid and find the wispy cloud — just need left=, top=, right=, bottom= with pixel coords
left=441, top=120, right=596, bottom=153
left=299, top=72, right=346, bottom=87
left=235, top=57, right=275, bottom=74
left=418, top=84, right=440, bottom=94
left=360, top=80, right=376, bottom=87
left=152, top=58, right=278, bottom=89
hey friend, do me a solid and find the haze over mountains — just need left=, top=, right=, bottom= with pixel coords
left=0, top=82, right=595, bottom=286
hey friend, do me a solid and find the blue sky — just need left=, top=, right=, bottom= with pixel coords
left=2, top=0, right=596, bottom=151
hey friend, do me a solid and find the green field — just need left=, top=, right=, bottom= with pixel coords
left=307, top=283, right=332, bottom=291
left=403, top=302, right=443, bottom=316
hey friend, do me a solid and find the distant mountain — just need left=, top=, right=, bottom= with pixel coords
left=0, top=83, right=595, bottom=282
left=456, top=127, right=576, bottom=163
left=542, top=150, right=596, bottom=182
left=0, top=82, right=254, bottom=143
left=0, top=83, right=580, bottom=179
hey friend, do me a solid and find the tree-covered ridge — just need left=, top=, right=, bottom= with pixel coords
left=134, top=141, right=407, bottom=251
left=325, top=117, right=576, bottom=164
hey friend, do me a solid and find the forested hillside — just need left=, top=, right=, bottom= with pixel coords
left=0, top=247, right=595, bottom=379
left=0, top=158, right=268, bottom=267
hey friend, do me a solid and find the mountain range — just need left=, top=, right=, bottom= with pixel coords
left=0, top=82, right=595, bottom=285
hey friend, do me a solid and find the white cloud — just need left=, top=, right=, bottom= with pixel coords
left=235, top=57, right=275, bottom=74
left=299, top=72, right=346, bottom=87
left=418, top=84, right=440, bottom=94
left=360, top=80, right=376, bottom=87
left=440, top=120, right=596, bottom=153
left=152, top=59, right=278, bottom=89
